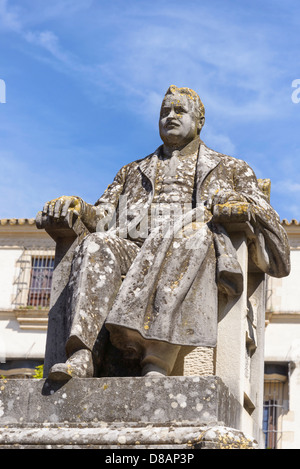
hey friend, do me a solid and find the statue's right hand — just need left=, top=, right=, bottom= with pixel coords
left=42, top=196, right=84, bottom=221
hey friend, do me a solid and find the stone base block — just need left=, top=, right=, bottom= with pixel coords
left=0, top=423, right=257, bottom=449
left=0, top=376, right=258, bottom=449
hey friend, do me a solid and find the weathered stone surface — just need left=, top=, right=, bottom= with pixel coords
left=0, top=376, right=238, bottom=426
left=0, top=423, right=258, bottom=449
left=32, top=85, right=290, bottom=448
left=0, top=376, right=257, bottom=448
left=37, top=85, right=290, bottom=382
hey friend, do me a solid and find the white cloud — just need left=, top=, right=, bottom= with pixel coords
left=0, top=0, right=21, bottom=32
left=23, top=29, right=76, bottom=67
left=0, top=0, right=91, bottom=72
left=273, top=180, right=300, bottom=194
left=0, top=0, right=299, bottom=222
left=79, top=3, right=288, bottom=122
left=0, top=1, right=293, bottom=123
left=202, top=125, right=236, bottom=156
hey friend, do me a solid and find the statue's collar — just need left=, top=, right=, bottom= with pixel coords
left=159, top=137, right=201, bottom=160
left=138, top=138, right=220, bottom=185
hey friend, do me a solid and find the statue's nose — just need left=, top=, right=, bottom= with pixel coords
left=167, top=108, right=177, bottom=119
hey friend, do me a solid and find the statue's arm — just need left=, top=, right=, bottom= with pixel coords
left=209, top=158, right=289, bottom=277
left=232, top=160, right=290, bottom=277
left=40, top=165, right=127, bottom=233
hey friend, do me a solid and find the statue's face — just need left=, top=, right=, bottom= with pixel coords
left=159, top=92, right=201, bottom=148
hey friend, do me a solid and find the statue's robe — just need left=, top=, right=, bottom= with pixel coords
left=65, top=138, right=290, bottom=359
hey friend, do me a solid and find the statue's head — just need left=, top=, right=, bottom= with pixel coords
left=159, top=85, right=205, bottom=148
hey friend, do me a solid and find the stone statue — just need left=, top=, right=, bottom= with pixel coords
left=40, top=85, right=290, bottom=380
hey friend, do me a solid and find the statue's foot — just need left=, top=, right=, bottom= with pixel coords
left=143, top=370, right=166, bottom=377
left=141, top=363, right=168, bottom=377
left=48, top=349, right=94, bottom=381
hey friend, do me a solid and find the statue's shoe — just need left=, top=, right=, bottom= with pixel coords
left=48, top=349, right=94, bottom=381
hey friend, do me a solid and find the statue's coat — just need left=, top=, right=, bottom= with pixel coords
left=67, top=140, right=290, bottom=352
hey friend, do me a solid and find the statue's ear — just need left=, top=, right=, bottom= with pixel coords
left=198, top=116, right=205, bottom=134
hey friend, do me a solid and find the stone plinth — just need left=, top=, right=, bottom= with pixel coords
left=0, top=376, right=257, bottom=449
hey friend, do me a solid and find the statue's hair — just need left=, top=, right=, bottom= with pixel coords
left=163, top=85, right=205, bottom=120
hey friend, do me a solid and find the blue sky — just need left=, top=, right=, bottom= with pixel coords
left=0, top=0, right=300, bottom=221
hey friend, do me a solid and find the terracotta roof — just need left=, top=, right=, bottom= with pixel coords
left=1, top=217, right=300, bottom=227
left=0, top=218, right=36, bottom=226
left=281, top=219, right=300, bottom=226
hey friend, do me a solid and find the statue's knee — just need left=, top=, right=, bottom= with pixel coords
left=80, top=232, right=112, bottom=254
left=84, top=231, right=109, bottom=245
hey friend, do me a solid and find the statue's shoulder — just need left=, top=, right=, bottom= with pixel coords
left=112, top=153, right=152, bottom=174
left=202, top=143, right=250, bottom=171
left=120, top=147, right=161, bottom=174
left=131, top=152, right=157, bottom=166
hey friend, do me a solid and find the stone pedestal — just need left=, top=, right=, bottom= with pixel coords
left=0, top=376, right=258, bottom=449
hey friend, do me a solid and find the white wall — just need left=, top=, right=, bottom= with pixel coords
left=0, top=248, right=23, bottom=310
left=265, top=322, right=300, bottom=361
left=0, top=318, right=46, bottom=360
left=267, top=250, right=300, bottom=313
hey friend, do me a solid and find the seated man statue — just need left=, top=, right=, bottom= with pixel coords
left=41, top=85, right=290, bottom=380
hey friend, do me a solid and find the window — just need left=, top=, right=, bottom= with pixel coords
left=263, top=364, right=288, bottom=449
left=263, top=390, right=283, bottom=449
left=13, top=249, right=55, bottom=309
left=27, top=256, right=54, bottom=307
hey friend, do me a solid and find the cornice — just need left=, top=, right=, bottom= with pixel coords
left=0, top=308, right=48, bottom=330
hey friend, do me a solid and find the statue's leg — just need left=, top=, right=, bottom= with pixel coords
left=107, top=326, right=180, bottom=376
left=140, top=340, right=181, bottom=376
left=48, top=232, right=139, bottom=380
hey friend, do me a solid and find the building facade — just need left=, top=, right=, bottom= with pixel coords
left=0, top=218, right=55, bottom=377
left=263, top=219, right=300, bottom=449
left=0, top=217, right=299, bottom=448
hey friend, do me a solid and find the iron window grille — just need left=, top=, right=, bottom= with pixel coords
left=12, top=249, right=55, bottom=309
left=27, top=256, right=54, bottom=308
left=263, top=379, right=286, bottom=449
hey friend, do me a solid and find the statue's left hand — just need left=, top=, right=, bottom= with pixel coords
left=211, top=189, right=247, bottom=207
left=211, top=190, right=251, bottom=223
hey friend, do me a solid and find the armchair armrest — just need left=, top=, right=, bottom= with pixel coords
left=36, top=210, right=90, bottom=243
left=212, top=178, right=271, bottom=240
